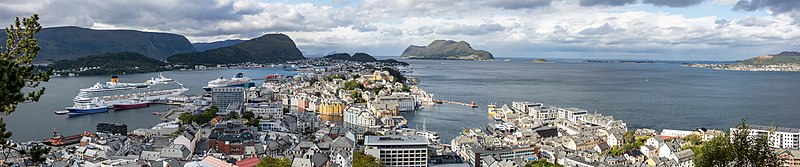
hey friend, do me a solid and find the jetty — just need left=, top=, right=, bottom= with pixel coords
left=433, top=100, right=479, bottom=108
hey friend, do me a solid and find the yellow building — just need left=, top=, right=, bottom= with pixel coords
left=318, top=101, right=345, bottom=116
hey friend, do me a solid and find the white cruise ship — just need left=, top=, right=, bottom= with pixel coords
left=203, top=73, right=255, bottom=91
left=73, top=74, right=188, bottom=106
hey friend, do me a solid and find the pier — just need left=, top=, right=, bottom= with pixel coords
left=433, top=100, right=478, bottom=108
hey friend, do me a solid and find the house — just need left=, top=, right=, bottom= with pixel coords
left=593, top=143, right=610, bottom=154
left=160, top=144, right=190, bottom=160
left=658, top=142, right=681, bottom=159
left=236, top=157, right=261, bottom=167
left=607, top=132, right=623, bottom=147
left=292, top=158, right=312, bottom=167
left=640, top=145, right=657, bottom=156
left=673, top=149, right=695, bottom=167
left=646, top=137, right=664, bottom=148
left=777, top=149, right=800, bottom=167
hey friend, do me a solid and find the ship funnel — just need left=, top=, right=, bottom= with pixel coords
left=111, top=76, right=119, bottom=84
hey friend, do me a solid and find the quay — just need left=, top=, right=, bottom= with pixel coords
left=432, top=99, right=478, bottom=108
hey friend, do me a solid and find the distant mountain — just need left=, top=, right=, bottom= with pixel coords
left=323, top=52, right=378, bottom=62
left=166, top=34, right=305, bottom=65
left=51, top=52, right=168, bottom=75
left=322, top=52, right=408, bottom=65
left=0, top=26, right=195, bottom=61
left=193, top=39, right=246, bottom=52
left=741, top=51, right=800, bottom=65
left=400, top=40, right=494, bottom=60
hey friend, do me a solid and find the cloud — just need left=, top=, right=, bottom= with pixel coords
left=642, top=0, right=706, bottom=7
left=0, top=0, right=798, bottom=60
left=483, top=0, right=553, bottom=9
left=578, top=23, right=624, bottom=35
left=733, top=0, right=800, bottom=24
left=437, top=23, right=507, bottom=35
left=579, top=0, right=637, bottom=7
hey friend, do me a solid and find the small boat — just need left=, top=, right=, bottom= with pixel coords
left=66, top=97, right=110, bottom=115
left=152, top=112, right=163, bottom=115
left=54, top=110, right=69, bottom=115
left=470, top=101, right=479, bottom=108
left=113, top=98, right=150, bottom=110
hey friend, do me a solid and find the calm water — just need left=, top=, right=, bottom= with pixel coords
left=6, top=60, right=800, bottom=143
left=401, top=59, right=800, bottom=142
left=4, top=68, right=293, bottom=141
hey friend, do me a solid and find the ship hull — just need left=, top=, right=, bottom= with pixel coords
left=66, top=107, right=109, bottom=115
left=113, top=103, right=150, bottom=110
left=203, top=82, right=256, bottom=91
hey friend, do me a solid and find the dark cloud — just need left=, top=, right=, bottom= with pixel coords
left=483, top=0, right=552, bottom=9
left=642, top=0, right=705, bottom=7
left=578, top=23, right=624, bottom=35
left=437, top=23, right=506, bottom=35
left=733, top=0, right=800, bottom=24
left=579, top=0, right=637, bottom=7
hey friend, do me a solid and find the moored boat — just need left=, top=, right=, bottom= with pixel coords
left=113, top=98, right=150, bottom=110
left=66, top=97, right=110, bottom=115
left=203, top=73, right=256, bottom=91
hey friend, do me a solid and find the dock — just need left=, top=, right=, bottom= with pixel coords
left=433, top=100, right=478, bottom=108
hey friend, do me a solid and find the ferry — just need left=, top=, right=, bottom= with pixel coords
left=66, top=97, right=110, bottom=115
left=203, top=73, right=256, bottom=91
left=73, top=74, right=187, bottom=108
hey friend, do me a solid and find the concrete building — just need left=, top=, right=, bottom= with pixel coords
left=364, top=135, right=430, bottom=167
left=373, top=93, right=415, bottom=112
left=211, top=87, right=245, bottom=109
left=731, top=125, right=800, bottom=149
left=245, top=102, right=283, bottom=119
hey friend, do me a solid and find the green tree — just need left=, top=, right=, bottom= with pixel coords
left=1, top=14, right=50, bottom=114
left=242, top=111, right=255, bottom=119
left=178, top=112, right=194, bottom=125
left=0, top=14, right=51, bottom=163
left=229, top=111, right=240, bottom=119
left=354, top=151, right=383, bottom=167
left=27, top=145, right=50, bottom=164
left=343, top=80, right=363, bottom=90
left=525, top=159, right=562, bottom=167
left=256, top=157, right=290, bottom=167
left=246, top=117, right=260, bottom=128
left=695, top=119, right=780, bottom=167
left=194, top=106, right=218, bottom=124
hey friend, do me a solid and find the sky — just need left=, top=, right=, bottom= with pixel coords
left=1, top=0, right=799, bottom=60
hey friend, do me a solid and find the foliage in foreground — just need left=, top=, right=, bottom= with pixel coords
left=354, top=151, right=384, bottom=167
left=525, top=159, right=562, bottom=167
left=694, top=119, right=780, bottom=167
left=256, top=157, right=291, bottom=167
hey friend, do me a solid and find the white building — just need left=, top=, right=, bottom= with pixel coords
left=558, top=107, right=588, bottom=122
left=731, top=125, right=800, bottom=149
left=661, top=129, right=694, bottom=138
left=344, top=107, right=377, bottom=127
left=210, top=87, right=245, bottom=109
left=364, top=135, right=430, bottom=167
left=511, top=101, right=542, bottom=113
left=245, top=102, right=283, bottom=119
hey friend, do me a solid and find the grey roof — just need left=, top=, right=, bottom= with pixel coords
left=675, top=149, right=695, bottom=161
left=311, top=152, right=329, bottom=166
left=748, top=124, right=800, bottom=133
left=364, top=135, right=430, bottom=146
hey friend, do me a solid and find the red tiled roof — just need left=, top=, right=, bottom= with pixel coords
left=236, top=157, right=261, bottom=167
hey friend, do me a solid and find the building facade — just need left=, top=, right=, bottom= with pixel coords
left=364, top=135, right=430, bottom=167
left=211, top=87, right=245, bottom=109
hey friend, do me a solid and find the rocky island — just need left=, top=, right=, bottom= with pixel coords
left=400, top=40, right=494, bottom=60
left=686, top=51, right=800, bottom=72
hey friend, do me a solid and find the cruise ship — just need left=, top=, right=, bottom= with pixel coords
left=69, top=74, right=188, bottom=114
left=203, top=73, right=256, bottom=91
